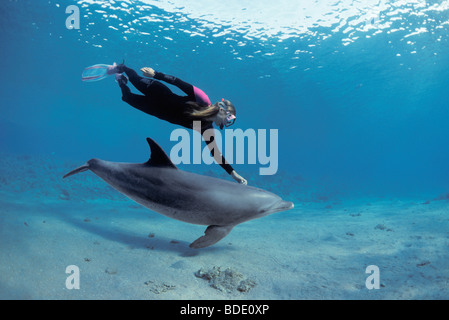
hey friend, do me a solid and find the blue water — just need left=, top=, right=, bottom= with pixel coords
left=1, top=0, right=449, bottom=300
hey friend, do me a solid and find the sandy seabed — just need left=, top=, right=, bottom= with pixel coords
left=0, top=154, right=448, bottom=300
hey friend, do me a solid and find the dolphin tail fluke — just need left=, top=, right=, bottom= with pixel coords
left=63, top=164, right=89, bottom=179
left=190, top=225, right=234, bottom=249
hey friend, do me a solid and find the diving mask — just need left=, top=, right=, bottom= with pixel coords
left=218, top=100, right=236, bottom=127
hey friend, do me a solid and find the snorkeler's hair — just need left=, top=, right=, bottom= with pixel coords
left=184, top=101, right=220, bottom=120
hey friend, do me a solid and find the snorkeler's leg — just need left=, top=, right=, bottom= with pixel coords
left=119, top=66, right=151, bottom=95
left=121, top=66, right=173, bottom=98
left=120, top=83, right=154, bottom=115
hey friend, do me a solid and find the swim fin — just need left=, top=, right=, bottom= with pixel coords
left=82, top=64, right=114, bottom=82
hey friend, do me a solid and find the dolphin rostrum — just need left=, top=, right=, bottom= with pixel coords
left=63, top=138, right=294, bottom=248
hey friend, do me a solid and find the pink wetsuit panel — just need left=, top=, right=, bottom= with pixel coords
left=193, top=86, right=211, bottom=106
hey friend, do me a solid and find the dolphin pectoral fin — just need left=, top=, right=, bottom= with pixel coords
left=190, top=225, right=234, bottom=249
left=63, top=164, right=89, bottom=179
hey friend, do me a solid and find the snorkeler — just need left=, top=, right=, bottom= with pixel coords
left=107, top=62, right=247, bottom=185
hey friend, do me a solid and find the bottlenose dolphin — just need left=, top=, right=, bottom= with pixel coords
left=63, top=138, right=294, bottom=248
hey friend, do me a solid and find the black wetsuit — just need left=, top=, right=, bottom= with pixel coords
left=119, top=66, right=234, bottom=175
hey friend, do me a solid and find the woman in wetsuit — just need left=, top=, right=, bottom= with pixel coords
left=107, top=62, right=247, bottom=185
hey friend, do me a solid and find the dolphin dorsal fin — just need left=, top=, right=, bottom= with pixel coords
left=145, top=138, right=178, bottom=169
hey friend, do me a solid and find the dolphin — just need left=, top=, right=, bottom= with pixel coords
left=63, top=138, right=294, bottom=248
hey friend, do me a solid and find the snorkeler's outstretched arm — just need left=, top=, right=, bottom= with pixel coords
left=203, top=129, right=248, bottom=185
left=141, top=67, right=195, bottom=99
left=205, top=137, right=234, bottom=176
left=230, top=171, right=247, bottom=185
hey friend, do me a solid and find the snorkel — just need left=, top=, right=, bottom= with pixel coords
left=218, top=99, right=236, bottom=127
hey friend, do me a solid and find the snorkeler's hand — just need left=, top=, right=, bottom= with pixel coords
left=141, top=67, right=156, bottom=78
left=231, top=171, right=248, bottom=185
